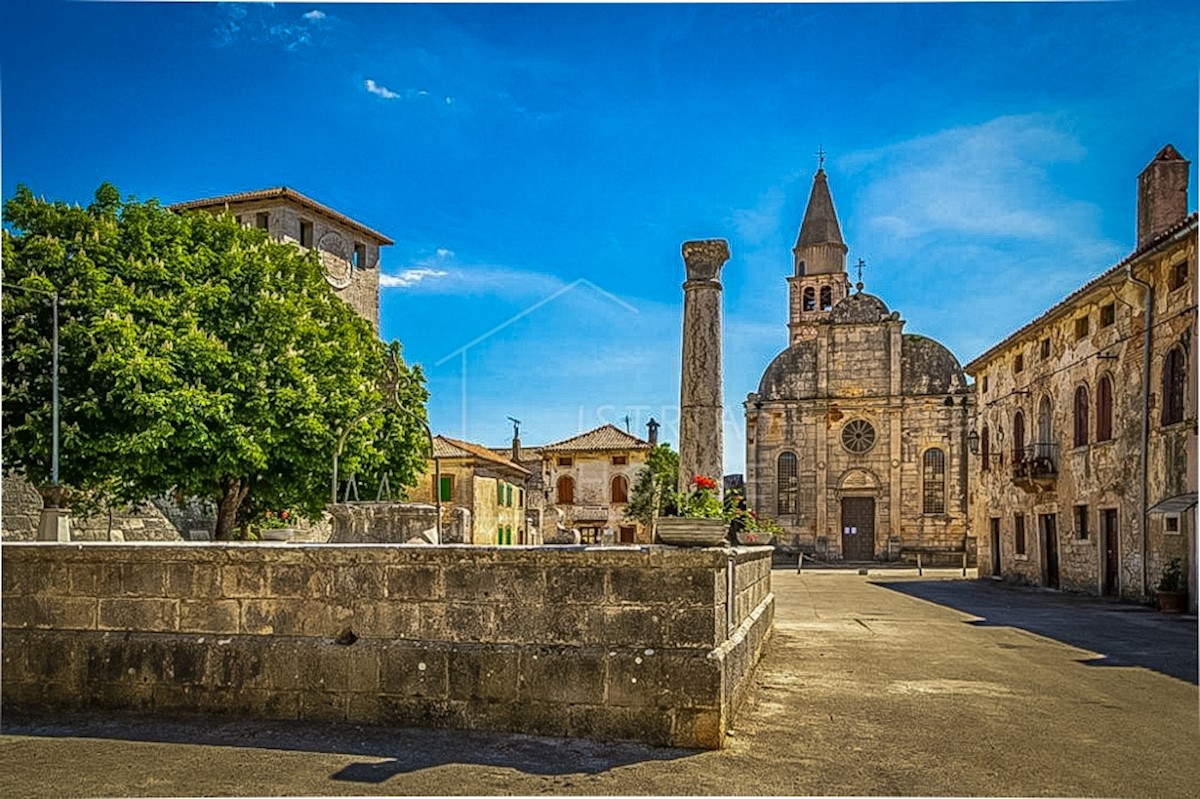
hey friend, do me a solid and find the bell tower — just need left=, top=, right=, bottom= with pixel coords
left=787, top=156, right=851, bottom=344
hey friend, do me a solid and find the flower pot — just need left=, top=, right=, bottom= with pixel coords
left=261, top=527, right=295, bottom=542
left=1155, top=589, right=1187, bottom=613
left=655, top=517, right=728, bottom=547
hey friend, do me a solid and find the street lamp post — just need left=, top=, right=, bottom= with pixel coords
left=2, top=282, right=68, bottom=540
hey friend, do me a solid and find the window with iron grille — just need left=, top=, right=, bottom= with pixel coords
left=1075, top=505, right=1089, bottom=540
left=1015, top=514, right=1026, bottom=555
left=922, top=448, right=946, bottom=514
left=777, top=452, right=798, bottom=515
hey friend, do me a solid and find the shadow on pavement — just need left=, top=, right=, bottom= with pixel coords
left=1, top=711, right=698, bottom=782
left=871, top=579, right=1199, bottom=684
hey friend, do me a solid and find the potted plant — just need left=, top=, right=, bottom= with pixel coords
left=1155, top=557, right=1187, bottom=613
left=258, top=510, right=295, bottom=541
left=655, top=475, right=729, bottom=546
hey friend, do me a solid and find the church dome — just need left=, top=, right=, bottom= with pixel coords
left=830, top=291, right=891, bottom=324
left=901, top=334, right=969, bottom=395
left=757, top=340, right=818, bottom=400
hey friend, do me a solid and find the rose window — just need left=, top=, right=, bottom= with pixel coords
left=841, top=419, right=876, bottom=454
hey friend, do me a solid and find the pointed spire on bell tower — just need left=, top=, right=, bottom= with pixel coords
left=785, top=152, right=853, bottom=345
left=793, top=159, right=848, bottom=276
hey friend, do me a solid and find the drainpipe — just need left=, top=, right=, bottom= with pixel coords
left=1126, top=263, right=1153, bottom=597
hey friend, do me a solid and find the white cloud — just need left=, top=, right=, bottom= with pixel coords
left=364, top=79, right=400, bottom=100
left=380, top=268, right=449, bottom=288
left=843, top=114, right=1099, bottom=245
left=303, top=10, right=325, bottom=21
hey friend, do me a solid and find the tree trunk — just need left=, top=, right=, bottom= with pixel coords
left=214, top=477, right=249, bottom=541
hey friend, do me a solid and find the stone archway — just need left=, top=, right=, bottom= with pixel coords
left=837, top=469, right=880, bottom=561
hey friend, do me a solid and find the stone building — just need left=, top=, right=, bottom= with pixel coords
left=965, top=145, right=1197, bottom=611
left=170, top=186, right=391, bottom=330
left=499, top=424, right=654, bottom=544
left=744, top=166, right=974, bottom=560
left=406, top=435, right=531, bottom=545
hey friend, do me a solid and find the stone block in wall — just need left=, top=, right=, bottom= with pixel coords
left=518, top=646, right=607, bottom=706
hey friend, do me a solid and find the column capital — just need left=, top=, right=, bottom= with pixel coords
left=681, top=239, right=730, bottom=282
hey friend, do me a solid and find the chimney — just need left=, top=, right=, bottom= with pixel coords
left=647, top=417, right=660, bottom=447
left=1137, top=144, right=1190, bottom=249
left=511, top=433, right=521, bottom=463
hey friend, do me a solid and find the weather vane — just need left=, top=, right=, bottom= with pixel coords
left=507, top=416, right=521, bottom=439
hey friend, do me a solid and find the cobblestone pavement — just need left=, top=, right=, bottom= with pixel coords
left=2, top=567, right=1197, bottom=797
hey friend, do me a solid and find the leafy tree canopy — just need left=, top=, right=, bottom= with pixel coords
left=625, top=443, right=680, bottom=527
left=2, top=184, right=428, bottom=539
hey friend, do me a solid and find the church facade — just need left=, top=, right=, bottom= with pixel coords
left=744, top=167, right=974, bottom=560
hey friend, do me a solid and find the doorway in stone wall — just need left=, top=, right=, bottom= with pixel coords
left=840, top=497, right=875, bottom=561
left=1100, top=509, right=1119, bottom=596
left=1040, top=513, right=1060, bottom=589
left=990, top=517, right=1002, bottom=576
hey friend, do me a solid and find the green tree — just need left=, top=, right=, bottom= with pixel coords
left=625, top=443, right=680, bottom=527
left=2, top=184, right=428, bottom=539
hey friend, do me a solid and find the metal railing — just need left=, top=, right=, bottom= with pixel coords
left=1012, top=442, right=1059, bottom=479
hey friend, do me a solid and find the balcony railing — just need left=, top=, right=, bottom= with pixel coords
left=1012, top=443, right=1059, bottom=482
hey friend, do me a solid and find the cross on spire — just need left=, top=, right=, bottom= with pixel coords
left=855, top=257, right=866, bottom=291
left=815, top=145, right=826, bottom=170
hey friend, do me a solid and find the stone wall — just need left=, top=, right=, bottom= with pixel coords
left=1, top=543, right=774, bottom=749
left=2, top=475, right=183, bottom=542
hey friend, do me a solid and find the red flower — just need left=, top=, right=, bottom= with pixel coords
left=692, top=475, right=718, bottom=491
left=280, top=511, right=289, bottom=520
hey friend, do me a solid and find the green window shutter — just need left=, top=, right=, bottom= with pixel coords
left=497, top=481, right=504, bottom=505
left=506, top=485, right=513, bottom=507
left=505, top=525, right=512, bottom=545
left=439, top=476, right=452, bottom=502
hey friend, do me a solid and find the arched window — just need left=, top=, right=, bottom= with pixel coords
left=802, top=287, right=815, bottom=311
left=556, top=475, right=575, bottom=505
left=610, top=474, right=629, bottom=504
left=1013, top=410, right=1026, bottom=463
left=820, top=286, right=833, bottom=311
left=1096, top=374, right=1114, bottom=442
left=1073, top=384, right=1090, bottom=447
left=777, top=452, right=798, bottom=515
left=980, top=425, right=990, bottom=472
left=922, top=448, right=946, bottom=514
left=1162, top=346, right=1186, bottom=426
left=1037, top=396, right=1053, bottom=457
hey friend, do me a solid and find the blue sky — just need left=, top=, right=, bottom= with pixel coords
left=2, top=1, right=1197, bottom=474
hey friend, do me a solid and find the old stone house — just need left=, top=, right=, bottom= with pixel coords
left=965, top=145, right=1197, bottom=611
left=406, top=435, right=531, bottom=545
left=499, top=424, right=654, bottom=544
left=170, top=186, right=390, bottom=330
left=744, top=166, right=974, bottom=561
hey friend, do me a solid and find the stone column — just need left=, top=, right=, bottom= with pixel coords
left=679, top=239, right=729, bottom=495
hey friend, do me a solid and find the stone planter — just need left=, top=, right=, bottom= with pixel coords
left=261, top=527, right=295, bottom=542
left=655, top=516, right=728, bottom=547
left=1155, top=589, right=1187, bottom=613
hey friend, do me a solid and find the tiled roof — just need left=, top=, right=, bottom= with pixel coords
left=964, top=212, right=1198, bottom=373
left=537, top=424, right=652, bottom=452
left=432, top=435, right=530, bottom=476
left=169, top=187, right=394, bottom=245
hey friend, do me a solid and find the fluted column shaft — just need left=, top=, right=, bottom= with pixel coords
left=679, top=239, right=729, bottom=496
